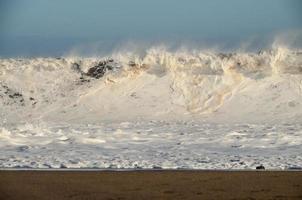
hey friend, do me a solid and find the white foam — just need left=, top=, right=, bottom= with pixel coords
left=1, top=46, right=302, bottom=169
left=0, top=122, right=302, bottom=169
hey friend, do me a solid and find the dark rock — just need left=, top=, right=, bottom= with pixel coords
left=13, top=92, right=22, bottom=97
left=106, top=65, right=113, bottom=70
left=72, top=59, right=115, bottom=83
left=29, top=97, right=37, bottom=106
left=86, top=65, right=106, bottom=78
left=85, top=59, right=114, bottom=79
left=5, top=91, right=26, bottom=105
left=60, top=164, right=67, bottom=168
left=256, top=165, right=265, bottom=170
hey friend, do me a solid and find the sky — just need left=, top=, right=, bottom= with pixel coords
left=0, top=0, right=302, bottom=57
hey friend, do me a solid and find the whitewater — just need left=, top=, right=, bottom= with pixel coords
left=1, top=46, right=302, bottom=169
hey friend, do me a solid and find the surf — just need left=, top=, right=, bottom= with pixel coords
left=0, top=46, right=302, bottom=124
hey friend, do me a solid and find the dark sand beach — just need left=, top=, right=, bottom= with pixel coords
left=0, top=170, right=302, bottom=200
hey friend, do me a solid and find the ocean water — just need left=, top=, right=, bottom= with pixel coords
left=1, top=46, right=302, bottom=169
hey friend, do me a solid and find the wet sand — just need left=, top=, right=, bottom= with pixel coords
left=0, top=170, right=302, bottom=200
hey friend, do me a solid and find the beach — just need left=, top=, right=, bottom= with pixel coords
left=1, top=170, right=302, bottom=200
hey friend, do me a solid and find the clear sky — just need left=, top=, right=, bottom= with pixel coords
left=0, top=0, right=301, bottom=57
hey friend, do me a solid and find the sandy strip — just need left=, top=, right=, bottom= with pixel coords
left=0, top=170, right=302, bottom=200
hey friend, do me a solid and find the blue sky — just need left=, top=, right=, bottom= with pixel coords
left=0, top=0, right=301, bottom=57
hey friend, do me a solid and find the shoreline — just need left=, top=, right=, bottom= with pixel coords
left=1, top=168, right=302, bottom=171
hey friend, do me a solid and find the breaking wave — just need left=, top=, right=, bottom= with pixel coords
left=1, top=46, right=302, bottom=124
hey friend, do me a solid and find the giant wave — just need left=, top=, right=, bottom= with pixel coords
left=1, top=46, right=302, bottom=124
